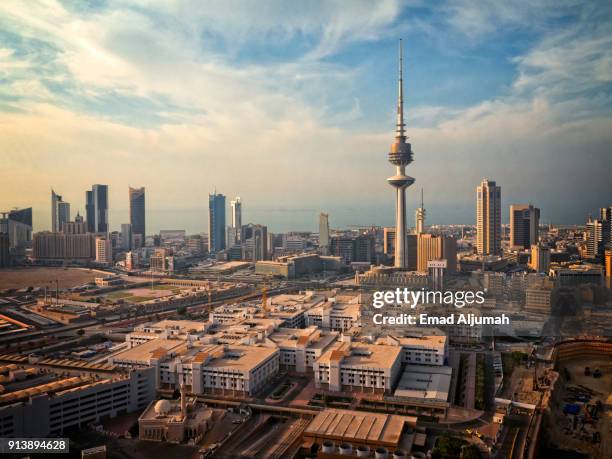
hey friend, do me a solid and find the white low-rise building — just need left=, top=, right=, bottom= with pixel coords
left=305, top=300, right=360, bottom=332
left=314, top=342, right=402, bottom=393
left=386, top=334, right=448, bottom=366
left=268, top=326, right=339, bottom=372
left=127, top=320, right=210, bottom=348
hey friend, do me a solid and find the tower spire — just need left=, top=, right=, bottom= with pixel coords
left=396, top=39, right=405, bottom=139
left=421, top=188, right=424, bottom=209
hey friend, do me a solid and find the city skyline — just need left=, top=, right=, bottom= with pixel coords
left=1, top=1, right=611, bottom=232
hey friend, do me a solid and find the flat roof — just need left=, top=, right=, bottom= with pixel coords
left=176, top=344, right=278, bottom=372
left=111, top=339, right=184, bottom=364
left=392, top=334, right=447, bottom=350
left=204, top=345, right=278, bottom=371
left=394, top=365, right=452, bottom=401
left=318, top=343, right=401, bottom=369
left=268, top=326, right=338, bottom=350
left=304, top=408, right=416, bottom=446
left=141, top=319, right=206, bottom=332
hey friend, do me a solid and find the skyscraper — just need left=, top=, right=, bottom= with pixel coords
left=417, top=234, right=457, bottom=273
left=476, top=179, right=501, bottom=255
left=510, top=204, right=540, bottom=249
left=319, top=212, right=330, bottom=255
left=230, top=197, right=242, bottom=230
left=208, top=193, right=226, bottom=254
left=415, top=188, right=425, bottom=235
left=86, top=184, right=108, bottom=233
left=387, top=39, right=415, bottom=269
left=51, top=189, right=70, bottom=232
left=530, top=244, right=550, bottom=273
left=600, top=206, right=612, bottom=249
left=586, top=217, right=603, bottom=258
left=129, top=187, right=145, bottom=245
left=95, top=237, right=112, bottom=264
left=229, top=197, right=242, bottom=247
left=121, top=223, right=133, bottom=250
left=2, top=208, right=33, bottom=253
left=241, top=223, right=267, bottom=261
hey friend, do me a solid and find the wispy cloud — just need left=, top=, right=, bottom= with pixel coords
left=0, top=0, right=610, bottom=231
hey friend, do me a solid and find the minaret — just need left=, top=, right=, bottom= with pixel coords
left=388, top=39, right=415, bottom=269
left=180, top=382, right=186, bottom=419
left=415, top=188, right=425, bottom=235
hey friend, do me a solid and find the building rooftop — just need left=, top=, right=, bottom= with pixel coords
left=318, top=343, right=401, bottom=369
left=173, top=343, right=278, bottom=372
left=304, top=408, right=417, bottom=447
left=111, top=339, right=185, bottom=365
left=387, top=334, right=447, bottom=350
left=268, top=326, right=338, bottom=350
left=393, top=365, right=452, bottom=401
left=137, top=319, right=207, bottom=333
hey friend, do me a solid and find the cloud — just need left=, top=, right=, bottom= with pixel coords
left=443, top=0, right=584, bottom=39
left=0, top=0, right=610, bottom=231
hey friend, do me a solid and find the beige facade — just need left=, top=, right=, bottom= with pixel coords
left=476, top=179, right=501, bottom=255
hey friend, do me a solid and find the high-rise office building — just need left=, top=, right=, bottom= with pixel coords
left=387, top=40, right=415, bottom=269
left=330, top=235, right=374, bottom=264
left=51, top=189, right=70, bottom=232
left=383, top=227, right=395, bottom=257
left=530, top=244, right=550, bottom=273
left=417, top=234, right=457, bottom=273
left=230, top=197, right=242, bottom=229
left=129, top=187, right=145, bottom=246
left=86, top=184, right=109, bottom=233
left=600, top=206, right=612, bottom=249
left=95, top=237, right=112, bottom=264
left=228, top=197, right=241, bottom=247
left=476, top=178, right=501, bottom=255
left=121, top=223, right=133, bottom=250
left=208, top=193, right=226, bottom=254
left=241, top=223, right=268, bottom=261
left=8, top=207, right=32, bottom=227
left=319, top=213, right=330, bottom=255
left=1, top=208, right=33, bottom=253
left=33, top=232, right=95, bottom=260
left=510, top=204, right=540, bottom=249
left=415, top=189, right=425, bottom=235
left=586, top=217, right=603, bottom=258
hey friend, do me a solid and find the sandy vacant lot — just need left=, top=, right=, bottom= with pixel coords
left=0, top=267, right=99, bottom=290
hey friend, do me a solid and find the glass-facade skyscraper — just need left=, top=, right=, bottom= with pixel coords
left=86, top=184, right=108, bottom=233
left=129, top=186, right=146, bottom=244
left=208, top=193, right=226, bottom=254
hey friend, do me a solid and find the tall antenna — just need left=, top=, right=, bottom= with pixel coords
left=396, top=39, right=405, bottom=139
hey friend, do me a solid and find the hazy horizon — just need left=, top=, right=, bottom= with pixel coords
left=19, top=199, right=597, bottom=235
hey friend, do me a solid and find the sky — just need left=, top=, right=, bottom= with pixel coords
left=1, top=0, right=611, bottom=233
